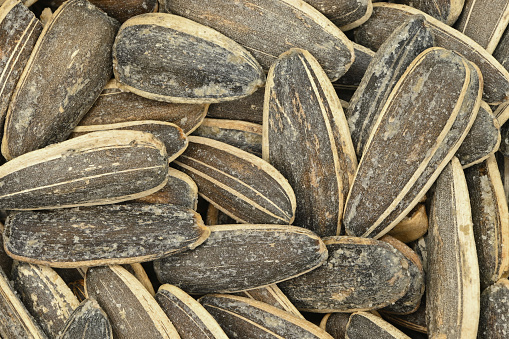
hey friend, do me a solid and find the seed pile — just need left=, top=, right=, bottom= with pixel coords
left=0, top=0, right=508, bottom=338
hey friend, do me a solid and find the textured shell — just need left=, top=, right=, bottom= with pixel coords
left=353, top=3, right=509, bottom=105
left=79, top=80, right=208, bottom=135
left=85, top=265, right=180, bottom=339
left=426, top=157, right=480, bottom=338
left=0, top=130, right=169, bottom=210
left=4, top=204, right=210, bottom=267
left=113, top=13, right=265, bottom=103
left=343, top=47, right=482, bottom=239
left=162, top=0, right=354, bottom=81
left=154, top=224, right=328, bottom=294
left=174, top=136, right=296, bottom=224
left=279, top=236, right=412, bottom=312
left=0, top=0, right=42, bottom=142
left=1, top=0, right=119, bottom=160
left=263, top=48, right=357, bottom=237
left=200, top=294, right=334, bottom=339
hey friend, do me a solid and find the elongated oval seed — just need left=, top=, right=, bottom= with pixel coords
left=59, top=299, right=113, bottom=339
left=0, top=266, right=47, bottom=339
left=1, top=0, right=119, bottom=160
left=155, top=284, right=229, bottom=339
left=464, top=154, right=509, bottom=290
left=0, top=0, right=42, bottom=142
left=347, top=14, right=434, bottom=158
left=353, top=3, right=509, bottom=105
left=85, top=265, right=180, bottom=339
left=154, top=224, right=327, bottom=294
left=174, top=136, right=296, bottom=225
left=113, top=13, right=265, bottom=104
left=162, top=0, right=354, bottom=81
left=343, top=47, right=482, bottom=239
left=426, top=157, right=480, bottom=338
left=11, top=262, right=80, bottom=338
left=263, top=47, right=357, bottom=237
left=0, top=130, right=169, bottom=210
left=278, top=236, right=411, bottom=312
left=199, top=294, right=334, bottom=339
left=3, top=204, right=210, bottom=267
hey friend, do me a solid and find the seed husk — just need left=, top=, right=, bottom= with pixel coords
left=72, top=120, right=188, bottom=162
left=155, top=284, right=229, bottom=339
left=174, top=136, right=296, bottom=225
left=352, top=2, right=509, bottom=105
left=0, top=130, right=169, bottom=210
left=455, top=101, right=501, bottom=168
left=464, top=154, right=509, bottom=290
left=0, top=266, right=47, bottom=339
left=58, top=298, right=113, bottom=339
left=154, top=224, right=327, bottom=294
left=11, top=262, right=80, bottom=338
left=426, top=157, right=480, bottom=338
left=0, top=0, right=42, bottom=141
left=1, top=0, right=119, bottom=160
left=454, top=0, right=509, bottom=53
left=343, top=47, right=482, bottom=239
left=263, top=48, right=357, bottom=237
left=346, top=311, right=410, bottom=339
left=387, top=204, right=428, bottom=243
left=113, top=13, right=265, bottom=104
left=79, top=80, right=208, bottom=135
left=379, top=235, right=425, bottom=315
left=393, top=0, right=464, bottom=25
left=347, top=14, right=434, bottom=158
left=192, top=118, right=262, bottom=157
left=233, top=284, right=305, bottom=319
left=161, top=0, right=355, bottom=81
left=85, top=265, right=180, bottom=339
left=478, top=279, right=509, bottom=339
left=3, top=204, right=210, bottom=268
left=133, top=168, right=198, bottom=209
left=199, top=294, right=334, bottom=339
left=278, top=236, right=411, bottom=313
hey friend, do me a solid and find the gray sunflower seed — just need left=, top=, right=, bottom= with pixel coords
left=1, top=0, right=119, bottom=160
left=58, top=299, right=112, bottom=339
left=0, top=130, right=169, bottom=210
left=426, top=157, right=480, bottom=338
left=154, top=224, right=327, bottom=294
left=199, top=294, right=334, bottom=339
left=344, top=47, right=482, bottom=239
left=85, top=265, right=180, bottom=339
left=263, top=48, right=357, bottom=237
left=161, top=0, right=355, bottom=81
left=11, top=262, right=80, bottom=338
left=155, top=284, right=228, bottom=339
left=113, top=13, right=265, bottom=103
